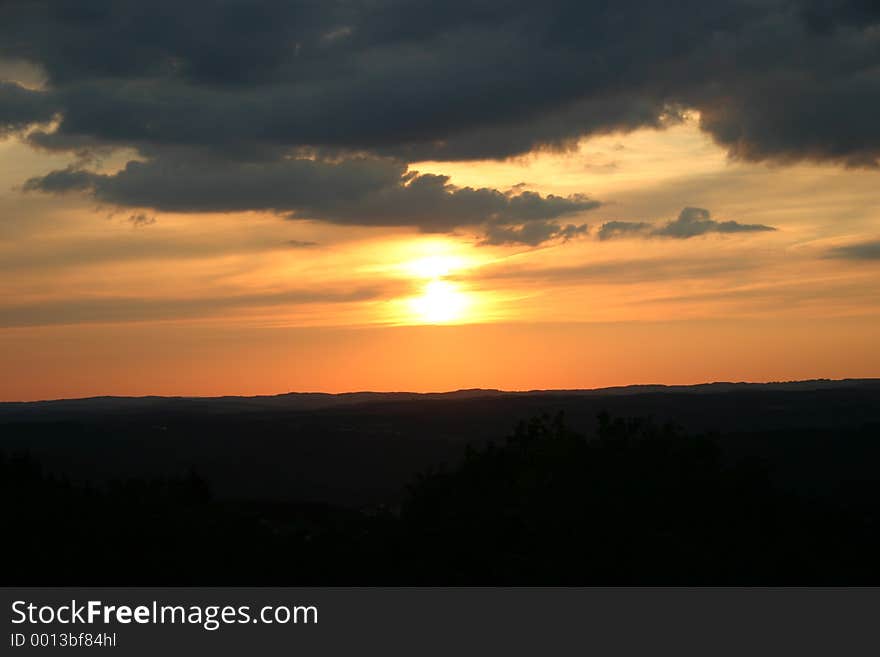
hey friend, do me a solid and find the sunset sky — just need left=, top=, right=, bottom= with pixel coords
left=1, top=0, right=879, bottom=400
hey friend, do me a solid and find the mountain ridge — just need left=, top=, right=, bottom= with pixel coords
left=3, top=377, right=878, bottom=409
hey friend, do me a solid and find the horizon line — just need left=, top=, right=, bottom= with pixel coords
left=3, top=377, right=878, bottom=405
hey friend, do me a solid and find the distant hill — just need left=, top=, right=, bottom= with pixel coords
left=2, top=378, right=877, bottom=419
left=0, top=378, right=878, bottom=506
left=4, top=377, right=880, bottom=584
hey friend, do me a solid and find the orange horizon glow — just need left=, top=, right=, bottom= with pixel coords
left=2, top=118, right=879, bottom=400
left=1, top=316, right=879, bottom=402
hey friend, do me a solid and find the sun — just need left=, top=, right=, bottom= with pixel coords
left=390, top=240, right=483, bottom=325
left=409, top=279, right=470, bottom=324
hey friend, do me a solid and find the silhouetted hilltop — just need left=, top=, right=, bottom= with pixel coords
left=2, top=378, right=876, bottom=419
left=0, top=388, right=509, bottom=419
left=1, top=378, right=879, bottom=508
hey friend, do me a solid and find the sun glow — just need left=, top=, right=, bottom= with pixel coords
left=405, top=254, right=466, bottom=279
left=380, top=239, right=501, bottom=325
left=409, top=279, right=470, bottom=324
left=392, top=244, right=477, bottom=324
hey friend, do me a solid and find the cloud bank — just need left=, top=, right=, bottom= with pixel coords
left=2, top=0, right=878, bottom=242
left=24, top=156, right=598, bottom=239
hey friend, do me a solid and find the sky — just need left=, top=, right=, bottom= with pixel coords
left=1, top=0, right=879, bottom=400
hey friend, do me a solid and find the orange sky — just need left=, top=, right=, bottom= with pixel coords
left=2, top=117, right=879, bottom=400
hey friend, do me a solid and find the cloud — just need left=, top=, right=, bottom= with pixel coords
left=466, top=254, right=760, bottom=286
left=597, top=221, right=652, bottom=241
left=826, top=239, right=880, bottom=260
left=1, top=0, right=879, bottom=167
left=654, top=207, right=776, bottom=238
left=598, top=207, right=776, bottom=240
left=481, top=221, right=589, bottom=246
left=0, top=287, right=391, bottom=328
left=0, top=232, right=313, bottom=274
left=24, top=155, right=599, bottom=244
left=0, top=82, right=55, bottom=136
left=3, top=0, right=880, bottom=250
left=127, top=213, right=155, bottom=228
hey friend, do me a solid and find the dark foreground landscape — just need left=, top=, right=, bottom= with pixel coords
left=3, top=379, right=880, bottom=584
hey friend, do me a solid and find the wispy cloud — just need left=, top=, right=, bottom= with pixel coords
left=597, top=208, right=776, bottom=241
left=0, top=287, right=395, bottom=328
left=826, top=240, right=880, bottom=261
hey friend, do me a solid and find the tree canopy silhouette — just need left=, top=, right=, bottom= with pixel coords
left=2, top=411, right=879, bottom=584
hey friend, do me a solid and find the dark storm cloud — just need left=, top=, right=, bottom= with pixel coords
left=0, top=82, right=55, bottom=135
left=1, top=0, right=879, bottom=164
left=826, top=239, right=880, bottom=260
left=0, top=1, right=723, bottom=158
left=3, top=0, right=880, bottom=232
left=800, top=0, right=880, bottom=33
left=24, top=156, right=598, bottom=239
left=9, top=1, right=880, bottom=162
left=598, top=208, right=776, bottom=240
left=381, top=96, right=679, bottom=162
left=25, top=157, right=408, bottom=213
